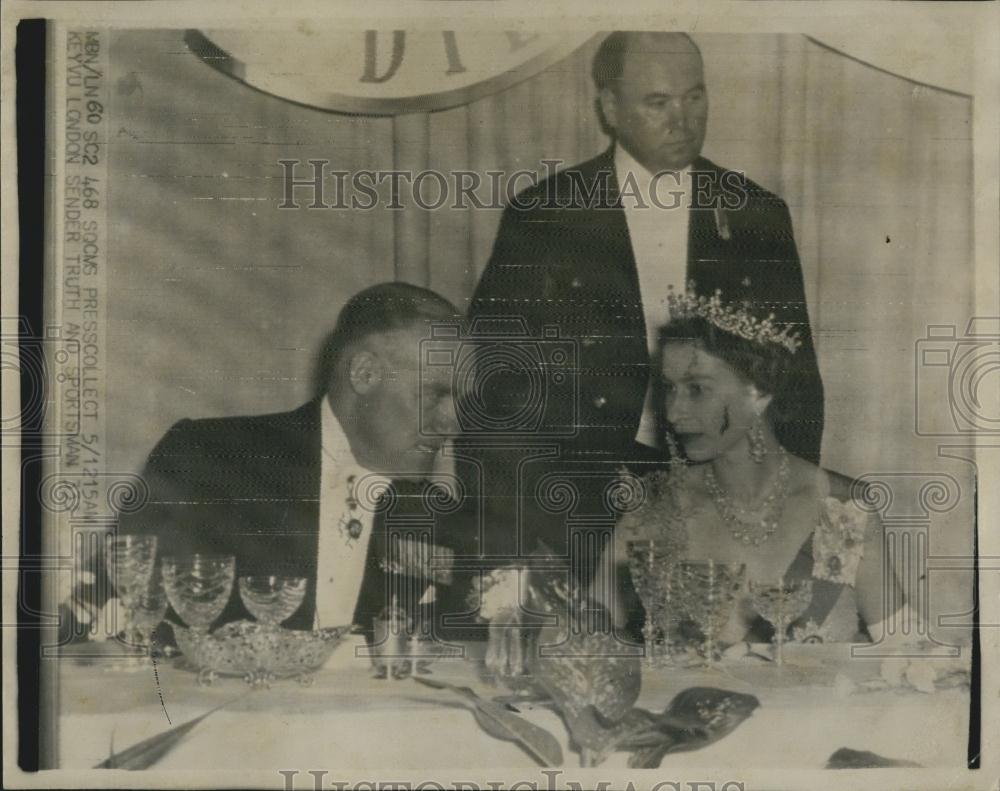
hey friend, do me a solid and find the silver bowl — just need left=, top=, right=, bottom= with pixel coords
left=174, top=620, right=349, bottom=687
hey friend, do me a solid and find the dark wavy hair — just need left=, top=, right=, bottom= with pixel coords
left=656, top=316, right=803, bottom=427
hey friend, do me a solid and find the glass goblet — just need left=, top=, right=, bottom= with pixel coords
left=626, top=540, right=678, bottom=664
left=238, top=575, right=308, bottom=629
left=105, top=534, right=158, bottom=645
left=748, top=578, right=814, bottom=666
left=129, top=569, right=169, bottom=654
left=162, top=554, right=235, bottom=633
left=672, top=560, right=747, bottom=666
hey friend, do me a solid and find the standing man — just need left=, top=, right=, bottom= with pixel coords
left=471, top=31, right=824, bottom=467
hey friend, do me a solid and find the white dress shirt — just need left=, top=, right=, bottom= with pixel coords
left=615, top=144, right=691, bottom=448
left=314, top=396, right=388, bottom=629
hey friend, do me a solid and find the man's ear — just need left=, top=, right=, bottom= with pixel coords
left=598, top=87, right=619, bottom=131
left=347, top=350, right=382, bottom=395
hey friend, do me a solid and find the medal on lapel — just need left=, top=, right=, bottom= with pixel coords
left=340, top=474, right=364, bottom=546
left=713, top=206, right=732, bottom=241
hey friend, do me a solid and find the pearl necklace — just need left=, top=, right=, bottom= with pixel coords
left=703, top=448, right=791, bottom=546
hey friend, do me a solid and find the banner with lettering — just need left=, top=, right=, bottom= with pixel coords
left=185, top=29, right=598, bottom=115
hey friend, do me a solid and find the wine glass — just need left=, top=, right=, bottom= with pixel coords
left=748, top=578, right=814, bottom=666
left=238, top=575, right=307, bottom=629
left=105, top=534, right=158, bottom=646
left=672, top=560, right=747, bottom=666
left=162, top=554, right=235, bottom=633
left=626, top=540, right=678, bottom=664
left=129, top=569, right=169, bottom=653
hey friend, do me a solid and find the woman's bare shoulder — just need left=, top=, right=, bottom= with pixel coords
left=782, top=454, right=864, bottom=504
left=820, top=467, right=866, bottom=504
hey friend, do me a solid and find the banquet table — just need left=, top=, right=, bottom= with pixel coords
left=55, top=637, right=971, bottom=772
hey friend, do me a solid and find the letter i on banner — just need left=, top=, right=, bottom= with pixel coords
left=46, top=24, right=110, bottom=641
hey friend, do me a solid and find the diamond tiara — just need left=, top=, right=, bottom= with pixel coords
left=665, top=283, right=803, bottom=353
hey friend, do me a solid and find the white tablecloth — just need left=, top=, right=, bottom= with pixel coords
left=56, top=638, right=970, bottom=772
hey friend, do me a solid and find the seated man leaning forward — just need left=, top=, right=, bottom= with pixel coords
left=118, top=282, right=478, bottom=641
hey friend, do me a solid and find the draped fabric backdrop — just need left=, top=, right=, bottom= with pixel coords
left=106, top=30, right=974, bottom=637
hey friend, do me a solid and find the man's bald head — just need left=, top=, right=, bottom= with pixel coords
left=592, top=32, right=702, bottom=94
left=318, top=282, right=462, bottom=475
left=594, top=31, right=708, bottom=172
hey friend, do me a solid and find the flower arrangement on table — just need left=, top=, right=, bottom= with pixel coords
left=830, top=645, right=972, bottom=698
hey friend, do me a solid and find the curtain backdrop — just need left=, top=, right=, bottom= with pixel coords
left=105, top=30, right=974, bottom=636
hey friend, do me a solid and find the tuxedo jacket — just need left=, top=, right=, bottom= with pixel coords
left=470, top=147, right=825, bottom=464
left=118, top=399, right=481, bottom=638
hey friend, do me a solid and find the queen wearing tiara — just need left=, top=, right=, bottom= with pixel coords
left=592, top=286, right=904, bottom=651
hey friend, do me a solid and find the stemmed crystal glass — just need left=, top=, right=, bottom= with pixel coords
left=672, top=560, right=747, bottom=666
left=129, top=569, right=169, bottom=652
left=238, top=575, right=308, bottom=630
left=626, top=540, right=678, bottom=664
left=162, top=554, right=236, bottom=633
left=105, top=534, right=158, bottom=649
left=748, top=578, right=814, bottom=666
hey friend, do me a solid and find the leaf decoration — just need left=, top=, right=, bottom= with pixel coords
left=483, top=556, right=756, bottom=770
left=826, top=747, right=922, bottom=769
left=491, top=691, right=552, bottom=709
left=413, top=676, right=563, bottom=767
left=524, top=610, right=642, bottom=768
left=554, top=705, right=643, bottom=767
left=660, top=686, right=760, bottom=737
left=626, top=687, right=760, bottom=769
left=532, top=617, right=641, bottom=720
left=607, top=707, right=684, bottom=750
left=628, top=732, right=691, bottom=769
left=95, top=697, right=241, bottom=769
left=559, top=705, right=622, bottom=753
left=471, top=705, right=532, bottom=745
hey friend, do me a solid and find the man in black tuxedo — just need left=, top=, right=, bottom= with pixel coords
left=471, top=31, right=824, bottom=467
left=114, top=282, right=480, bottom=642
left=467, top=32, right=824, bottom=577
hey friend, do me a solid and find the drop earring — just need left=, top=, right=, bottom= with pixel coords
left=747, top=415, right=767, bottom=463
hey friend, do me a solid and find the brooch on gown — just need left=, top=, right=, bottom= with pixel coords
left=811, top=497, right=869, bottom=586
